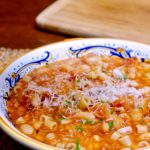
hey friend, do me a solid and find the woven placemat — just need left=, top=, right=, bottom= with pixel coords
left=0, top=47, right=31, bottom=150
left=0, top=47, right=30, bottom=73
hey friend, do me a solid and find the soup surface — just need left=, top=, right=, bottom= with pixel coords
left=6, top=53, right=150, bottom=150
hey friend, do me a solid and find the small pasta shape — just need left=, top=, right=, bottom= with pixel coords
left=20, top=124, right=34, bottom=135
left=33, top=120, right=43, bottom=130
left=75, top=111, right=95, bottom=120
left=39, top=115, right=52, bottom=122
left=46, top=133, right=55, bottom=140
left=136, top=125, right=148, bottom=134
left=118, top=135, right=132, bottom=146
left=44, top=120, right=57, bottom=130
left=111, top=131, right=121, bottom=140
left=16, top=117, right=25, bottom=124
left=60, top=119, right=72, bottom=125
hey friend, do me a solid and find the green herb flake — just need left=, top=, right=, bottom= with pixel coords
left=108, top=121, right=114, bottom=130
left=63, top=100, right=71, bottom=106
left=81, top=120, right=94, bottom=125
left=75, top=126, right=84, bottom=132
left=75, top=138, right=80, bottom=150
left=59, top=117, right=65, bottom=121
left=76, top=79, right=80, bottom=83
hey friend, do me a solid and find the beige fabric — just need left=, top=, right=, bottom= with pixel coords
left=0, top=47, right=30, bottom=73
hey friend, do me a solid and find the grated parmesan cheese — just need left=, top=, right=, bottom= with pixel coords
left=24, top=77, right=144, bottom=110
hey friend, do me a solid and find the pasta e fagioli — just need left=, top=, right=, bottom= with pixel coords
left=6, top=53, right=150, bottom=150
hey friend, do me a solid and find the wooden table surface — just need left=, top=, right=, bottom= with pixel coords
left=0, top=0, right=71, bottom=149
left=0, top=0, right=71, bottom=49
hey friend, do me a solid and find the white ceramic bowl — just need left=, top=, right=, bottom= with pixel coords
left=0, top=38, right=150, bottom=149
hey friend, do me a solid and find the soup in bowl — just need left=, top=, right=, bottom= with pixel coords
left=0, top=39, right=150, bottom=150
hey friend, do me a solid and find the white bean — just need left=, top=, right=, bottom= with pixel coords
left=20, top=124, right=34, bottom=135
left=46, top=133, right=55, bottom=140
left=16, top=117, right=25, bottom=124
left=118, top=126, right=133, bottom=134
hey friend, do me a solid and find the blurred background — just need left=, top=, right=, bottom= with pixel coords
left=0, top=0, right=149, bottom=149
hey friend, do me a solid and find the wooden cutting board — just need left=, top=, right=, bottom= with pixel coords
left=36, top=0, right=150, bottom=44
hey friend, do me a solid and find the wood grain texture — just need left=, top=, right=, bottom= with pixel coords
left=36, top=0, right=150, bottom=44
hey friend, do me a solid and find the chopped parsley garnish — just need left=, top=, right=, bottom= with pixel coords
left=59, top=117, right=65, bottom=121
left=76, top=79, right=80, bottom=83
left=81, top=119, right=94, bottom=125
left=108, top=121, right=114, bottom=130
left=75, top=126, right=84, bottom=132
left=75, top=138, right=80, bottom=150
left=63, top=100, right=71, bottom=106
